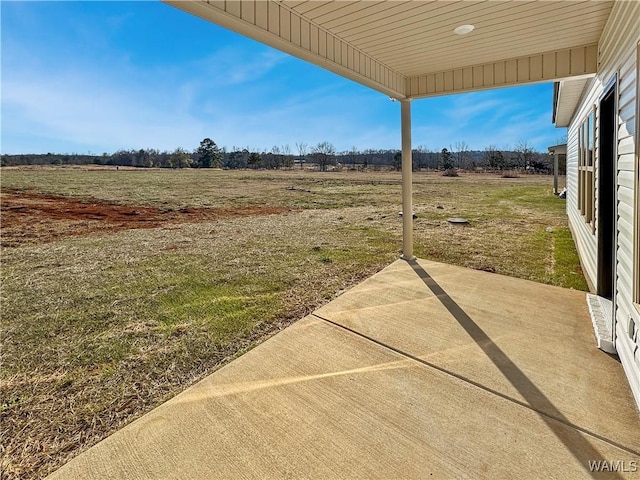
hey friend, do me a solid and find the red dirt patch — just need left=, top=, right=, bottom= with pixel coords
left=1, top=190, right=290, bottom=246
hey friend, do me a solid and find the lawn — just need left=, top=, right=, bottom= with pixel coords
left=0, top=167, right=586, bottom=479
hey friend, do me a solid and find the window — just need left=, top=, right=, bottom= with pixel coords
left=578, top=107, right=596, bottom=230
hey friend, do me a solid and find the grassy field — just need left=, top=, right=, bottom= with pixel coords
left=0, top=167, right=585, bottom=479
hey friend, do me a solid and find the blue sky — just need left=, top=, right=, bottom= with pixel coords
left=1, top=1, right=566, bottom=155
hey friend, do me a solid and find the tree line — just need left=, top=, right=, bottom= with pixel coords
left=1, top=138, right=563, bottom=174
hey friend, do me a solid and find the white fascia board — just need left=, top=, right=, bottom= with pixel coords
left=165, top=0, right=407, bottom=99
left=407, top=45, right=597, bottom=100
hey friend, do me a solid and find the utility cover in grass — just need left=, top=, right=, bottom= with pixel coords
left=447, top=218, right=469, bottom=224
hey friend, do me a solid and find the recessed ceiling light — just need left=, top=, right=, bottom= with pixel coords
left=454, top=24, right=475, bottom=35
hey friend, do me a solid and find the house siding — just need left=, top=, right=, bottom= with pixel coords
left=567, top=79, right=598, bottom=290
left=566, top=0, right=640, bottom=407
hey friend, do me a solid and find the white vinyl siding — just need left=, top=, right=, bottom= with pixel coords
left=566, top=0, right=640, bottom=407
left=610, top=2, right=639, bottom=406
left=635, top=44, right=640, bottom=309
left=615, top=34, right=638, bottom=399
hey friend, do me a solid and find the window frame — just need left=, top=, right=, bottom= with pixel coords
left=578, top=106, right=596, bottom=232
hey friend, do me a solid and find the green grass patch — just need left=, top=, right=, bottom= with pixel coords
left=550, top=227, right=589, bottom=290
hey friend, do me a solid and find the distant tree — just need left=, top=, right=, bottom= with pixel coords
left=484, top=145, right=505, bottom=170
left=282, top=144, right=294, bottom=169
left=342, top=146, right=359, bottom=167
left=295, top=142, right=308, bottom=170
left=514, top=140, right=535, bottom=171
left=529, top=152, right=552, bottom=173
left=134, top=148, right=157, bottom=168
left=414, top=145, right=431, bottom=170
left=269, top=145, right=283, bottom=169
left=226, top=148, right=250, bottom=169
left=505, top=155, right=520, bottom=171
left=392, top=152, right=402, bottom=171
left=439, top=148, right=454, bottom=171
left=154, top=150, right=172, bottom=168
left=452, top=141, right=470, bottom=169
left=169, top=147, right=193, bottom=169
left=147, top=149, right=160, bottom=168
left=248, top=152, right=262, bottom=169
left=312, top=141, right=335, bottom=172
left=196, top=138, right=221, bottom=168
left=111, top=150, right=125, bottom=166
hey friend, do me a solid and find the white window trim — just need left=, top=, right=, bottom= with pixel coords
left=578, top=106, right=596, bottom=233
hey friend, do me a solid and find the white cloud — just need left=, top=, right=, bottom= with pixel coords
left=208, top=49, right=288, bottom=86
left=2, top=69, right=202, bottom=153
left=2, top=65, right=559, bottom=154
left=1, top=57, right=392, bottom=154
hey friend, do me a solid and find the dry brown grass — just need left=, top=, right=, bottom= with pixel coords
left=0, top=168, right=585, bottom=479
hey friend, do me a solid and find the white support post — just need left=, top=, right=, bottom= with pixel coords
left=401, top=99, right=415, bottom=260
left=553, top=152, right=559, bottom=195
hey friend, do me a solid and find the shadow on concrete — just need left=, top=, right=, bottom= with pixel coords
left=407, top=259, right=625, bottom=479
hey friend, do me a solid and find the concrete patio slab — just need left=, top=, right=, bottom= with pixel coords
left=48, top=259, right=640, bottom=479
left=315, top=259, right=640, bottom=453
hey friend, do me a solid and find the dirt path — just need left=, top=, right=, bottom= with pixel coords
left=1, top=190, right=290, bottom=246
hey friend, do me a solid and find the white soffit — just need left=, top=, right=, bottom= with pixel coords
left=555, top=78, right=590, bottom=127
left=165, top=1, right=612, bottom=99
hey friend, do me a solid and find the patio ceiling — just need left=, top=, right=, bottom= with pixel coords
left=165, top=0, right=612, bottom=99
